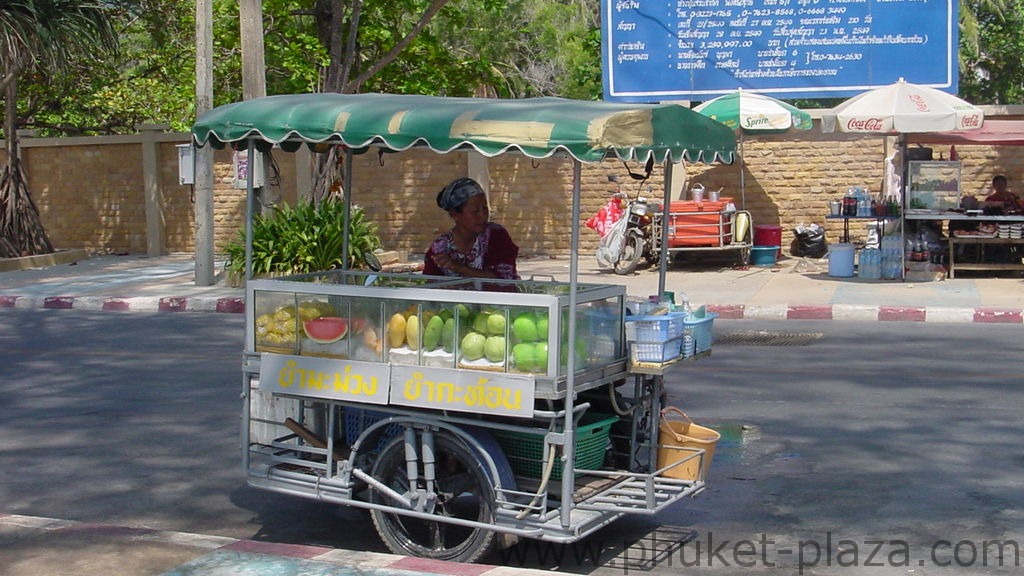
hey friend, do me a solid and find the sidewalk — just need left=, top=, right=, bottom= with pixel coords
left=1, top=252, right=1022, bottom=322
left=0, top=513, right=560, bottom=576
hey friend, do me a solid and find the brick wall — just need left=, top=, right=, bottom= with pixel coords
left=7, top=123, right=1024, bottom=260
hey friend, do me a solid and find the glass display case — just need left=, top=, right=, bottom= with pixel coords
left=907, top=160, right=961, bottom=211
left=246, top=270, right=627, bottom=401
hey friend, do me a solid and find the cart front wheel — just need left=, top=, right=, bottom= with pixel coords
left=369, top=430, right=497, bottom=562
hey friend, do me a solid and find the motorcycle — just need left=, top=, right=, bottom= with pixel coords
left=589, top=171, right=662, bottom=275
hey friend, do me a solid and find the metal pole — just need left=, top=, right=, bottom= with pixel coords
left=560, top=159, right=582, bottom=529
left=658, top=155, right=675, bottom=297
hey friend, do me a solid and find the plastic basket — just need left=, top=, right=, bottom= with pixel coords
left=625, top=315, right=681, bottom=342
left=629, top=338, right=682, bottom=363
left=492, top=413, right=617, bottom=480
left=657, top=407, right=720, bottom=481
left=681, top=313, right=717, bottom=358
left=344, top=408, right=404, bottom=451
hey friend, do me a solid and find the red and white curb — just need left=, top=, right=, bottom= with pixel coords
left=0, top=294, right=245, bottom=313
left=706, top=304, right=1023, bottom=323
left=0, top=513, right=560, bottom=576
left=2, top=295, right=1022, bottom=323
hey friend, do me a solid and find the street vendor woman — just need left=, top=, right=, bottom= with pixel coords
left=423, top=177, right=520, bottom=279
left=984, top=174, right=1021, bottom=211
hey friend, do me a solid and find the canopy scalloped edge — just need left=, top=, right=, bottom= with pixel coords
left=192, top=93, right=736, bottom=165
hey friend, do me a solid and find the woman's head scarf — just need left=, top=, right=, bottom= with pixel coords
left=437, top=177, right=485, bottom=212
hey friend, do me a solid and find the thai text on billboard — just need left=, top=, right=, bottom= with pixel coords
left=602, top=0, right=958, bottom=102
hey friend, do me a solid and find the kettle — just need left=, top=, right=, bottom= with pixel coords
left=690, top=184, right=705, bottom=202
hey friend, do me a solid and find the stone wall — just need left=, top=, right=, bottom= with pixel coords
left=7, top=122, right=1024, bottom=260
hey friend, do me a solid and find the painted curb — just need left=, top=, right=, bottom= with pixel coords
left=2, top=295, right=1022, bottom=323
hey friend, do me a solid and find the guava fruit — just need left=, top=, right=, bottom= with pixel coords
left=484, top=335, right=507, bottom=363
left=512, top=342, right=536, bottom=371
left=536, top=314, right=549, bottom=337
left=535, top=342, right=548, bottom=371
left=302, top=316, right=349, bottom=344
left=512, top=313, right=538, bottom=342
left=461, top=332, right=487, bottom=361
left=487, top=313, right=507, bottom=336
left=472, top=312, right=490, bottom=334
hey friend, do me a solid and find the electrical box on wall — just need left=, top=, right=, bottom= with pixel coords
left=233, top=150, right=265, bottom=189
left=176, top=144, right=194, bottom=185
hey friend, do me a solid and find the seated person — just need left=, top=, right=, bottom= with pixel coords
left=423, top=177, right=519, bottom=280
left=984, top=175, right=1021, bottom=212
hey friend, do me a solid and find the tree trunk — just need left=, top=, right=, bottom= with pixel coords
left=0, top=77, right=54, bottom=257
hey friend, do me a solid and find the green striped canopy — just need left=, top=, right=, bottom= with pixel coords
left=192, top=93, right=736, bottom=165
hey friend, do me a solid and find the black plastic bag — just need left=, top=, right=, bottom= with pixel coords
left=793, top=224, right=828, bottom=258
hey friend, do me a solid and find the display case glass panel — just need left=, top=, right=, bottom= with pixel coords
left=908, top=161, right=961, bottom=211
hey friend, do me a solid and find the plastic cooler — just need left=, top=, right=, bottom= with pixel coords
left=668, top=199, right=734, bottom=247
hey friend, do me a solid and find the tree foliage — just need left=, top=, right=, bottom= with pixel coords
left=959, top=0, right=1024, bottom=104
left=5, top=0, right=1024, bottom=139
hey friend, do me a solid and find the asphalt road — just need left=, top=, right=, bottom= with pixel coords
left=1, top=311, right=1022, bottom=575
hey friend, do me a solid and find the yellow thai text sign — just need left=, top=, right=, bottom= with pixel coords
left=390, top=365, right=534, bottom=418
left=260, top=353, right=390, bottom=405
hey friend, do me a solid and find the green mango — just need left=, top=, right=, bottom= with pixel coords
left=423, top=315, right=444, bottom=350
left=441, top=317, right=457, bottom=353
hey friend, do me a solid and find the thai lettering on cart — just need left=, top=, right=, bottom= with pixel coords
left=259, top=354, right=391, bottom=404
left=391, top=366, right=534, bottom=418
left=278, top=360, right=378, bottom=395
left=403, top=371, right=521, bottom=410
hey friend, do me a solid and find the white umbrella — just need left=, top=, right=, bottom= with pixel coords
left=830, top=78, right=984, bottom=134
left=695, top=90, right=813, bottom=207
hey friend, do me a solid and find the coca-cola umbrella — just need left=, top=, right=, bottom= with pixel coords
left=827, top=78, right=984, bottom=209
left=695, top=90, right=813, bottom=207
left=829, top=78, right=984, bottom=134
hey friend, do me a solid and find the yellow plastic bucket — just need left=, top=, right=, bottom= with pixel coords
left=658, top=407, right=720, bottom=481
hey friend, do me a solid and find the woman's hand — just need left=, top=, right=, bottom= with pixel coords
left=432, top=252, right=458, bottom=272
left=431, top=252, right=497, bottom=278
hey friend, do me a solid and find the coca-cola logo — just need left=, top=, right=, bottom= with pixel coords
left=960, top=114, right=982, bottom=128
left=846, top=117, right=885, bottom=131
left=908, top=94, right=930, bottom=113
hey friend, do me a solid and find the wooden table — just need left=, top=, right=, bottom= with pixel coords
left=905, top=211, right=1024, bottom=278
left=946, top=237, right=1024, bottom=278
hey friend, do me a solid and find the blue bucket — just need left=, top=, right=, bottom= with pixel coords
left=750, top=245, right=779, bottom=266
left=828, top=243, right=856, bottom=277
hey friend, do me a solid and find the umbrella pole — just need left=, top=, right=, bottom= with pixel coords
left=739, top=132, right=746, bottom=208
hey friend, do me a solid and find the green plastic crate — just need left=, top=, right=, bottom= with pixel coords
left=492, top=413, right=618, bottom=480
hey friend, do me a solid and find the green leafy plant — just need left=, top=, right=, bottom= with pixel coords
left=224, top=200, right=382, bottom=280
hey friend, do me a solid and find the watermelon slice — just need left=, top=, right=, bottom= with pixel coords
left=302, top=317, right=349, bottom=343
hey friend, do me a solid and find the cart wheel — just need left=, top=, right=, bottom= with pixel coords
left=614, top=230, right=644, bottom=275
left=739, top=246, right=751, bottom=266
left=369, top=430, right=497, bottom=563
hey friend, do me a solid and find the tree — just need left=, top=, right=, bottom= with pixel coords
left=959, top=0, right=1024, bottom=104
left=0, top=0, right=119, bottom=257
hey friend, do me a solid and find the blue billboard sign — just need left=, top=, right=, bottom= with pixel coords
left=603, top=0, right=958, bottom=102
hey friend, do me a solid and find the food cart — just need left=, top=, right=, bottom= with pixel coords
left=191, top=93, right=736, bottom=562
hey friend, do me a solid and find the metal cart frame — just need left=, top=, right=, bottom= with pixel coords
left=192, top=93, right=736, bottom=562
